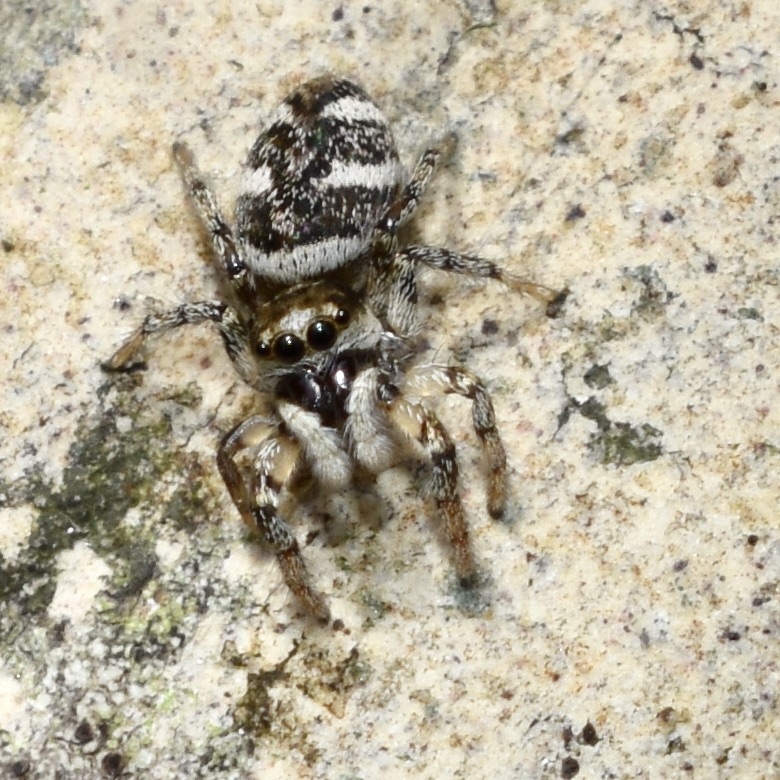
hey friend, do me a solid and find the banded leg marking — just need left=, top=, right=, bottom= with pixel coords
left=373, top=243, right=558, bottom=336
left=379, top=147, right=442, bottom=231
left=172, top=141, right=245, bottom=281
left=103, top=300, right=226, bottom=369
left=403, top=366, right=507, bottom=519
left=370, top=250, right=419, bottom=337
left=368, top=144, right=442, bottom=336
left=386, top=394, right=476, bottom=585
left=397, top=246, right=557, bottom=303
left=218, top=418, right=330, bottom=621
left=102, top=301, right=255, bottom=385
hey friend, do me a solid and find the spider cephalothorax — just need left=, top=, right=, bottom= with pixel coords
left=105, top=76, right=560, bottom=621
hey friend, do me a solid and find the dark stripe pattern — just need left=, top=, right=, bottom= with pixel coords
left=237, top=184, right=396, bottom=255
left=236, top=77, right=401, bottom=277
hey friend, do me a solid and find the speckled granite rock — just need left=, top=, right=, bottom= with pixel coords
left=1, top=1, right=778, bottom=778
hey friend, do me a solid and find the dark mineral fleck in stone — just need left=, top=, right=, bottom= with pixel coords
left=580, top=721, right=599, bottom=745
left=561, top=756, right=580, bottom=778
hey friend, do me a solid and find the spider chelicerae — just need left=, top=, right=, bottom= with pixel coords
left=104, top=76, right=561, bottom=621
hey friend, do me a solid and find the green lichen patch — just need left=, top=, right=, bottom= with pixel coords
left=0, top=374, right=224, bottom=645
left=623, top=265, right=674, bottom=318
left=736, top=307, right=763, bottom=321
left=583, top=363, right=614, bottom=390
left=164, top=459, right=216, bottom=534
left=0, top=409, right=172, bottom=635
left=558, top=397, right=663, bottom=467
left=576, top=397, right=611, bottom=431
left=557, top=396, right=609, bottom=434
left=589, top=421, right=663, bottom=466
left=0, top=376, right=263, bottom=773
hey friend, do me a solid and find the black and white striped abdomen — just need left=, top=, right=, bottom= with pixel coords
left=235, top=77, right=403, bottom=287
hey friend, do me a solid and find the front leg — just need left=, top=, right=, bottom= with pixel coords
left=218, top=417, right=330, bottom=621
left=401, top=365, right=507, bottom=520
left=385, top=392, right=476, bottom=586
left=103, top=301, right=256, bottom=386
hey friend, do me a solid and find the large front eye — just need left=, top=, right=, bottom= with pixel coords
left=273, top=333, right=305, bottom=363
left=306, top=319, right=337, bottom=351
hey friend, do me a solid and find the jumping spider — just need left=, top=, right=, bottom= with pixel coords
left=104, top=76, right=560, bottom=621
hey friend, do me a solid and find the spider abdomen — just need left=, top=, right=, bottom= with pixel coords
left=236, top=76, right=403, bottom=286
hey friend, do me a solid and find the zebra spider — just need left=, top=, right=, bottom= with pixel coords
left=105, top=76, right=560, bottom=621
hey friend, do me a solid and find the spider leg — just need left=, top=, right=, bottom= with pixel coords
left=368, top=144, right=448, bottom=334
left=344, top=368, right=396, bottom=472
left=218, top=416, right=330, bottom=621
left=379, top=146, right=443, bottom=232
left=398, top=245, right=557, bottom=302
left=172, top=141, right=246, bottom=283
left=369, top=251, right=419, bottom=337
left=368, top=135, right=559, bottom=334
left=385, top=391, right=476, bottom=585
left=374, top=244, right=557, bottom=337
left=277, top=402, right=352, bottom=488
left=102, top=301, right=255, bottom=385
left=401, top=365, right=507, bottom=520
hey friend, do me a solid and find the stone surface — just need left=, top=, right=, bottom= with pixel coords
left=1, top=1, right=778, bottom=778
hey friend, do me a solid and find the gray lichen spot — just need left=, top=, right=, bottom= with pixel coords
left=461, top=0, right=498, bottom=29
left=0, top=0, right=88, bottom=104
left=0, top=410, right=170, bottom=634
left=358, top=588, right=392, bottom=623
left=590, top=266, right=672, bottom=343
left=638, top=133, right=675, bottom=178
left=233, top=669, right=283, bottom=738
left=295, top=645, right=371, bottom=719
left=229, top=642, right=370, bottom=764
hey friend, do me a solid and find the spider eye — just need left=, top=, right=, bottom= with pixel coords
left=273, top=333, right=305, bottom=363
left=306, top=319, right=337, bottom=351
left=334, top=307, right=351, bottom=326
left=255, top=340, right=272, bottom=359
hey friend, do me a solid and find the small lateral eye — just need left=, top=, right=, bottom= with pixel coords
left=334, top=308, right=351, bottom=326
left=255, top=340, right=272, bottom=359
left=306, top=319, right=337, bottom=351
left=273, top=333, right=305, bottom=363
